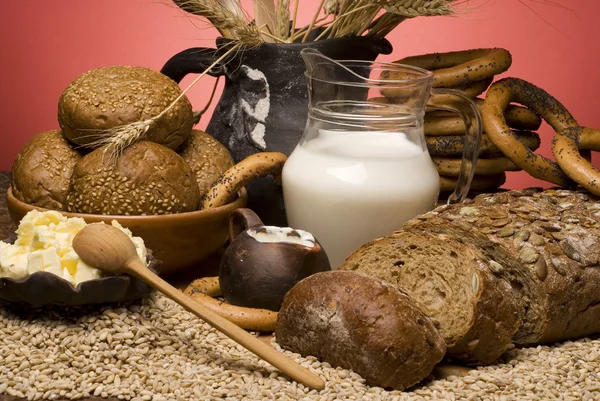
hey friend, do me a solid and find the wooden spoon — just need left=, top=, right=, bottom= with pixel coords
left=72, top=224, right=325, bottom=391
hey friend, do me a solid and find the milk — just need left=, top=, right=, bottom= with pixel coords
left=282, top=130, right=440, bottom=268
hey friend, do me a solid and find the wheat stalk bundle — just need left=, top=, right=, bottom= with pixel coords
left=91, top=0, right=457, bottom=160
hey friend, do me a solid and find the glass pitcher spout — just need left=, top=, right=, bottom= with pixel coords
left=300, top=48, right=434, bottom=114
left=301, top=48, right=378, bottom=83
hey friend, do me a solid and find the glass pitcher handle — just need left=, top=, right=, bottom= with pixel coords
left=428, top=89, right=483, bottom=204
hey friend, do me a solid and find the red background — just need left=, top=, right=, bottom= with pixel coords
left=1, top=0, right=599, bottom=190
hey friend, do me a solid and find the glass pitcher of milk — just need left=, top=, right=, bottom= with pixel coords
left=282, top=49, right=482, bottom=268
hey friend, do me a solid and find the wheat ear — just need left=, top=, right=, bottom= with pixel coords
left=172, top=0, right=262, bottom=44
left=384, top=0, right=454, bottom=17
left=86, top=44, right=241, bottom=163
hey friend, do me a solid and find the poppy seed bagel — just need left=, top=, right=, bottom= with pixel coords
left=65, top=141, right=200, bottom=215
left=58, top=66, right=193, bottom=150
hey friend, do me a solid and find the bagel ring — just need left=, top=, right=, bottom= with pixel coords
left=482, top=78, right=579, bottom=186
left=185, top=277, right=277, bottom=331
left=427, top=131, right=541, bottom=158
left=425, top=99, right=542, bottom=135
left=440, top=173, right=506, bottom=193
left=392, top=48, right=512, bottom=88
left=433, top=156, right=520, bottom=177
left=451, top=77, right=494, bottom=99
left=553, top=126, right=600, bottom=196
left=425, top=113, right=541, bottom=136
left=202, top=152, right=287, bottom=209
left=371, top=96, right=541, bottom=134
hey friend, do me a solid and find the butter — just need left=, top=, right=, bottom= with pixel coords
left=0, top=210, right=147, bottom=286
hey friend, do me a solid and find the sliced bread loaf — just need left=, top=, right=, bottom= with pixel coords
left=406, top=188, right=600, bottom=345
left=339, top=230, right=521, bottom=365
left=275, top=271, right=446, bottom=391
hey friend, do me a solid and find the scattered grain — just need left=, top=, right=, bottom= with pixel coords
left=0, top=294, right=599, bottom=400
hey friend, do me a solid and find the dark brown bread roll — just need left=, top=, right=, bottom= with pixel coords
left=179, top=130, right=234, bottom=198
left=58, top=66, right=193, bottom=150
left=11, top=130, right=81, bottom=210
left=339, top=230, right=521, bottom=365
left=65, top=141, right=200, bottom=215
left=275, top=271, right=446, bottom=391
left=404, top=188, right=600, bottom=346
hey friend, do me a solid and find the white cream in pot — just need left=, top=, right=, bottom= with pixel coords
left=247, top=226, right=315, bottom=247
left=282, top=130, right=440, bottom=268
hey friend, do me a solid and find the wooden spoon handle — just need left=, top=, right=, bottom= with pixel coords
left=126, top=259, right=325, bottom=391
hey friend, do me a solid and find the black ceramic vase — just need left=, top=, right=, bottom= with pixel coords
left=161, top=35, right=392, bottom=225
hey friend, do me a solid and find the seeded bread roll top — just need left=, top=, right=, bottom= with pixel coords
left=58, top=66, right=193, bottom=150
left=65, top=141, right=200, bottom=215
left=12, top=130, right=81, bottom=210
left=179, top=130, right=234, bottom=198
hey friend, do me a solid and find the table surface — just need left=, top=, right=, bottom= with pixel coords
left=4, top=174, right=597, bottom=400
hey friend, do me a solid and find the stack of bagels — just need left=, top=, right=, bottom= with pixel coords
left=11, top=66, right=286, bottom=216
left=378, top=47, right=600, bottom=197
left=377, top=49, right=542, bottom=194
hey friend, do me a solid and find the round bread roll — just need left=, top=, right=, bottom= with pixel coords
left=58, top=66, right=193, bottom=150
left=65, top=141, right=200, bottom=215
left=276, top=271, right=446, bottom=391
left=12, top=130, right=81, bottom=210
left=179, top=130, right=234, bottom=197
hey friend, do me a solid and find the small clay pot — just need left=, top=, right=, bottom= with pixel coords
left=218, top=208, right=330, bottom=311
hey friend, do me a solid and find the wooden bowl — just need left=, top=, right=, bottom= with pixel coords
left=6, top=186, right=248, bottom=276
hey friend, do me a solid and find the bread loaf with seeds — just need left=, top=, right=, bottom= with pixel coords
left=179, top=129, right=234, bottom=198
left=339, top=230, right=521, bottom=365
left=65, top=141, right=200, bottom=215
left=11, top=130, right=81, bottom=210
left=58, top=66, right=193, bottom=150
left=403, top=188, right=600, bottom=345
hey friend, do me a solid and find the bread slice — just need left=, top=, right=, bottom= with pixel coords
left=275, top=271, right=446, bottom=391
left=339, top=230, right=521, bottom=365
left=407, top=188, right=600, bottom=345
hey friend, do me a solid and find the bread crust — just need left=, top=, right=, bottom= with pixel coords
left=409, top=188, right=600, bottom=345
left=65, top=141, right=200, bottom=215
left=275, top=271, right=446, bottom=390
left=340, top=231, right=520, bottom=365
left=11, top=130, right=81, bottom=210
left=58, top=66, right=193, bottom=150
left=179, top=130, right=234, bottom=197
